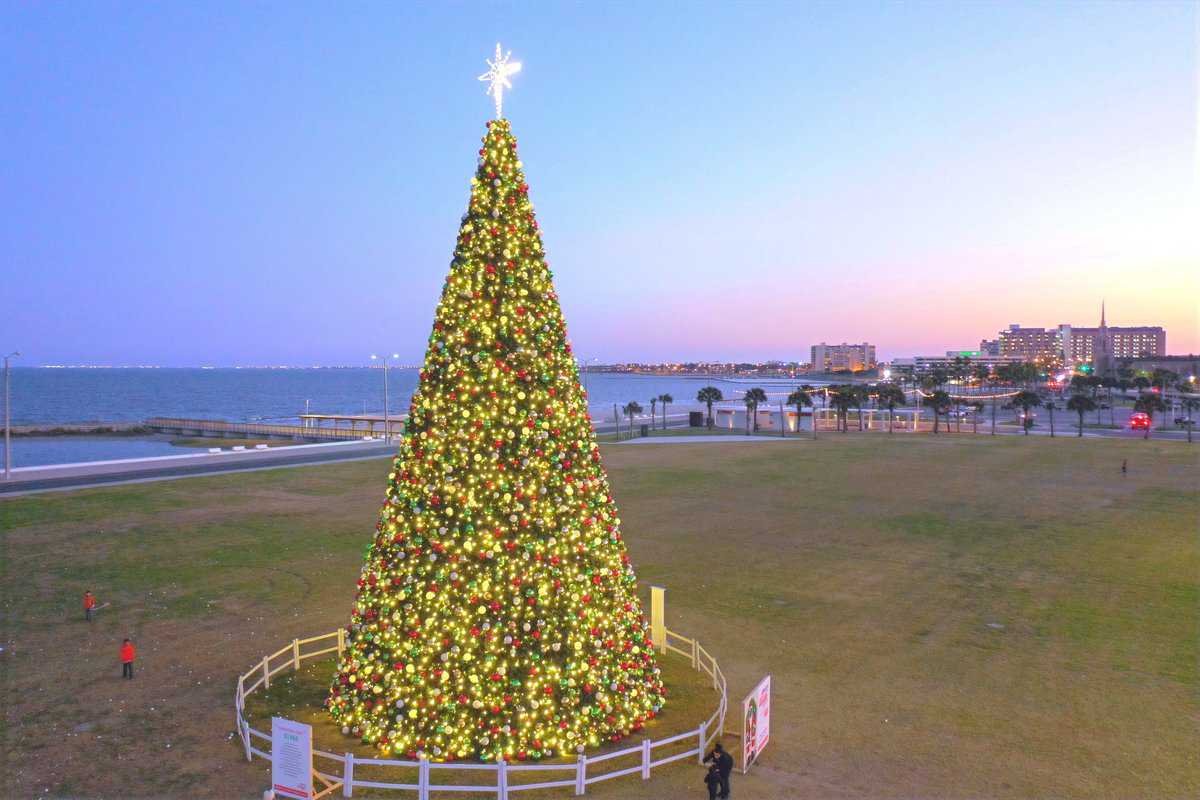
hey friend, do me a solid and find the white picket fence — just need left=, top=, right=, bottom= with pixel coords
left=236, top=626, right=728, bottom=797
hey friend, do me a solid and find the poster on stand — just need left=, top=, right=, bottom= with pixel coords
left=271, top=717, right=314, bottom=799
left=741, top=674, right=771, bottom=774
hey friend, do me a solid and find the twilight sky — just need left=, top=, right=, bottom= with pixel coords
left=2, top=1, right=1196, bottom=365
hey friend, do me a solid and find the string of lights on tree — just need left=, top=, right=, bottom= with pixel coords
left=326, top=45, right=666, bottom=764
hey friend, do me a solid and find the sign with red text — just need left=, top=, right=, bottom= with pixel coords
left=271, top=717, right=313, bottom=799
left=741, top=674, right=771, bottom=774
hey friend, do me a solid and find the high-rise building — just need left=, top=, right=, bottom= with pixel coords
left=891, top=352, right=1024, bottom=376
left=998, top=325, right=1061, bottom=365
left=979, top=338, right=1001, bottom=357
left=1058, top=303, right=1165, bottom=369
left=810, top=342, right=877, bottom=372
left=994, top=304, right=1166, bottom=371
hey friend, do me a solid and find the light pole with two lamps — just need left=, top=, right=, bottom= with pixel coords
left=4, top=351, right=19, bottom=480
left=578, top=357, right=599, bottom=405
left=371, top=353, right=400, bottom=441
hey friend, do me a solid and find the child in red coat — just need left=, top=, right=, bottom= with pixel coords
left=121, top=639, right=135, bottom=679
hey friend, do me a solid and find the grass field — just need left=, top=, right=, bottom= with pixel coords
left=1, top=435, right=1196, bottom=798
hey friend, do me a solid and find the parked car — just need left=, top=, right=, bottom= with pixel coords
left=1129, top=412, right=1151, bottom=430
left=1175, top=417, right=1194, bottom=426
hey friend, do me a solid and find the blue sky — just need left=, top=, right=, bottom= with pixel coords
left=2, top=1, right=1195, bottom=365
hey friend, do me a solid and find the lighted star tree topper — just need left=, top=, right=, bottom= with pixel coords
left=326, top=48, right=666, bottom=764
left=478, top=43, right=521, bottom=118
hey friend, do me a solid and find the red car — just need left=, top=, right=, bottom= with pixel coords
left=1129, top=412, right=1151, bottom=430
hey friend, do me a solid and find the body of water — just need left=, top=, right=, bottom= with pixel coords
left=2, top=368, right=825, bottom=468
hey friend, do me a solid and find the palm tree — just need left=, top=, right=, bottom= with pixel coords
left=984, top=370, right=1003, bottom=436
left=743, top=387, right=768, bottom=433
left=828, top=385, right=856, bottom=432
left=649, top=397, right=657, bottom=430
left=657, top=393, right=673, bottom=431
left=1002, top=361, right=1038, bottom=389
left=1113, top=378, right=1131, bottom=426
left=875, top=384, right=906, bottom=433
left=786, top=387, right=813, bottom=436
left=1177, top=394, right=1199, bottom=443
left=927, top=390, right=951, bottom=434
left=696, top=386, right=722, bottom=430
left=849, top=385, right=867, bottom=431
left=1071, top=375, right=1096, bottom=424
left=801, top=383, right=817, bottom=435
left=622, top=401, right=642, bottom=440
left=1132, top=376, right=1150, bottom=396
left=1013, top=390, right=1041, bottom=435
left=970, top=401, right=984, bottom=434
left=950, top=356, right=971, bottom=391
left=972, top=363, right=991, bottom=390
left=1133, top=394, right=1166, bottom=440
left=995, top=363, right=1015, bottom=388
left=1067, top=394, right=1096, bottom=437
left=1044, top=398, right=1058, bottom=437
left=1151, top=368, right=1178, bottom=394
left=1090, top=376, right=1106, bottom=426
left=1150, top=369, right=1178, bottom=430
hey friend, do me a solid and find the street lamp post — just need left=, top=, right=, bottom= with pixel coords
left=579, top=357, right=599, bottom=405
left=4, top=351, right=18, bottom=480
left=371, top=353, right=400, bottom=441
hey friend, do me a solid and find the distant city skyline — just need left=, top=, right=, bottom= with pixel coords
left=2, top=2, right=1195, bottom=366
left=4, top=302, right=1185, bottom=369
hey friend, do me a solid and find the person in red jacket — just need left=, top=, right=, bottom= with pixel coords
left=83, top=591, right=96, bottom=622
left=121, top=638, right=135, bottom=679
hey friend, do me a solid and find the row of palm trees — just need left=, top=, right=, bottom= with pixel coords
left=690, top=382, right=951, bottom=435
left=1061, top=369, right=1175, bottom=429
left=619, top=369, right=1197, bottom=441
left=620, top=393, right=675, bottom=438
left=1000, top=380, right=1196, bottom=441
left=689, top=383, right=913, bottom=435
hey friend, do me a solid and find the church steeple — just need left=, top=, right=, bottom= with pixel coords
left=1094, top=299, right=1112, bottom=377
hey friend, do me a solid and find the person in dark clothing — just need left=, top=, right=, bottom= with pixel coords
left=704, top=762, right=722, bottom=800
left=703, top=742, right=734, bottom=798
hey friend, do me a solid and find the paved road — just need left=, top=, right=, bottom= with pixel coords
left=3, top=415, right=1189, bottom=498
left=622, top=434, right=794, bottom=444
left=0, top=440, right=398, bottom=497
left=0, top=416, right=694, bottom=497
left=985, top=423, right=1189, bottom=441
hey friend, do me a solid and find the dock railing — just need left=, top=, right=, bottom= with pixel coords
left=146, top=417, right=390, bottom=442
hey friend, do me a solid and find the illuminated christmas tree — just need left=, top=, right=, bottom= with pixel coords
left=326, top=51, right=665, bottom=764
